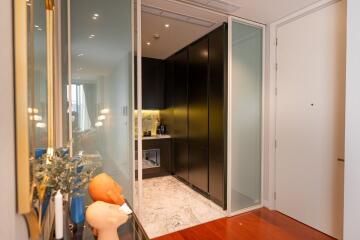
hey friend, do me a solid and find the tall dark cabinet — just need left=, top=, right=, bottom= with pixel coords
left=163, top=23, right=227, bottom=209
left=172, top=49, right=189, bottom=182
left=135, top=57, right=165, bottom=109
left=188, top=38, right=209, bottom=193
left=208, top=25, right=227, bottom=207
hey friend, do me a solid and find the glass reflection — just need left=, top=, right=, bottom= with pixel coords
left=231, top=21, right=262, bottom=212
left=70, top=0, right=133, bottom=205
left=28, top=0, right=48, bottom=154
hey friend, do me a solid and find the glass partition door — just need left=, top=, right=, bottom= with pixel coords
left=69, top=0, right=134, bottom=205
left=228, top=18, right=264, bottom=214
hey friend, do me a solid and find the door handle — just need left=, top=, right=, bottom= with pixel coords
left=337, top=158, right=345, bottom=162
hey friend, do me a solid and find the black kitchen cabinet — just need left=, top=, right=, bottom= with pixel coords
left=172, top=49, right=189, bottom=182
left=208, top=24, right=227, bottom=208
left=188, top=37, right=209, bottom=193
left=163, top=24, right=227, bottom=208
left=135, top=57, right=165, bottom=109
left=135, top=138, right=171, bottom=179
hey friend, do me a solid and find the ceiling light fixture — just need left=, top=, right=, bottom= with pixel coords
left=141, top=4, right=215, bottom=28
left=185, top=0, right=241, bottom=13
left=77, top=53, right=84, bottom=57
left=89, top=34, right=95, bottom=39
left=92, top=13, right=99, bottom=20
left=146, top=42, right=151, bottom=46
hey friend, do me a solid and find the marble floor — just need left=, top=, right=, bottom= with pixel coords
left=135, top=176, right=226, bottom=239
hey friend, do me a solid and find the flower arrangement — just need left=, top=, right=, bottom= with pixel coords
left=32, top=148, right=101, bottom=198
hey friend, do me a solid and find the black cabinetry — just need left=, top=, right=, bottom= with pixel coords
left=135, top=138, right=171, bottom=179
left=135, top=57, right=165, bottom=109
left=188, top=38, right=209, bottom=193
left=208, top=25, right=227, bottom=207
left=164, top=24, right=227, bottom=208
left=172, top=49, right=190, bottom=181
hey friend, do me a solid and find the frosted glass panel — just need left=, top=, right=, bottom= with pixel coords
left=230, top=21, right=262, bottom=212
left=70, top=0, right=133, bottom=205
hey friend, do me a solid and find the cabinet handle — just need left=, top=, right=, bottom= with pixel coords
left=337, top=158, right=345, bottom=162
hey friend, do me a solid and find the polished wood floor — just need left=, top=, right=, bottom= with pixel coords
left=153, top=208, right=335, bottom=240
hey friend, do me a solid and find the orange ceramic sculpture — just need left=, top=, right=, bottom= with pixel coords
left=88, top=173, right=125, bottom=205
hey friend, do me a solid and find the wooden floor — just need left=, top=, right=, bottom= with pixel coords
left=153, top=208, right=335, bottom=240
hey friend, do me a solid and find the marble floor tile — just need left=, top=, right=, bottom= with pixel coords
left=134, top=176, right=226, bottom=239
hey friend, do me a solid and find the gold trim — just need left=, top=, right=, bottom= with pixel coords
left=24, top=210, right=41, bottom=240
left=46, top=7, right=55, bottom=148
left=45, top=0, right=54, bottom=10
left=14, top=0, right=31, bottom=215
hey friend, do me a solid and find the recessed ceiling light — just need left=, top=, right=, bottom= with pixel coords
left=34, top=25, right=39, bottom=28
left=92, top=13, right=99, bottom=20
left=37, top=28, right=43, bottom=31
left=77, top=53, right=84, bottom=57
left=165, top=24, right=170, bottom=28
left=146, top=42, right=151, bottom=46
left=89, top=34, right=95, bottom=39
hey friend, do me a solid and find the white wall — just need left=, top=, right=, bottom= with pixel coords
left=0, top=0, right=29, bottom=238
left=344, top=0, right=360, bottom=239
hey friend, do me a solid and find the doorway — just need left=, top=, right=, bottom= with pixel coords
left=274, top=1, right=346, bottom=238
left=135, top=1, right=265, bottom=237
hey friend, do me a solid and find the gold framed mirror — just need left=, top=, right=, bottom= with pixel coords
left=14, top=0, right=55, bottom=239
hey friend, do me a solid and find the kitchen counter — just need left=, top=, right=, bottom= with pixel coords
left=139, top=134, right=171, bottom=140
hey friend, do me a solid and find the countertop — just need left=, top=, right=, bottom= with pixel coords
left=136, top=134, right=172, bottom=140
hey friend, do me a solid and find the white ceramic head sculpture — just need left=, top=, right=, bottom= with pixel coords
left=86, top=201, right=129, bottom=240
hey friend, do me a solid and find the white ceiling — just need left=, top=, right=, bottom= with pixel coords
left=141, top=0, right=322, bottom=59
left=141, top=0, right=226, bottom=59
left=71, top=0, right=322, bottom=81
left=179, top=0, right=322, bottom=24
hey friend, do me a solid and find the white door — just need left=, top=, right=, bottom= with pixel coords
left=275, top=1, right=346, bottom=238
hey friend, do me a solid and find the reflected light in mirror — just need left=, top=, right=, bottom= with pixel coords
left=29, top=115, right=42, bottom=121
left=95, top=121, right=103, bottom=127
left=36, top=122, right=46, bottom=128
left=98, top=115, right=106, bottom=121
left=28, top=107, right=39, bottom=114
left=100, top=108, right=110, bottom=114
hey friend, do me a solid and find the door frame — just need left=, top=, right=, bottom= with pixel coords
left=267, top=0, right=343, bottom=210
left=226, top=16, right=266, bottom=217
